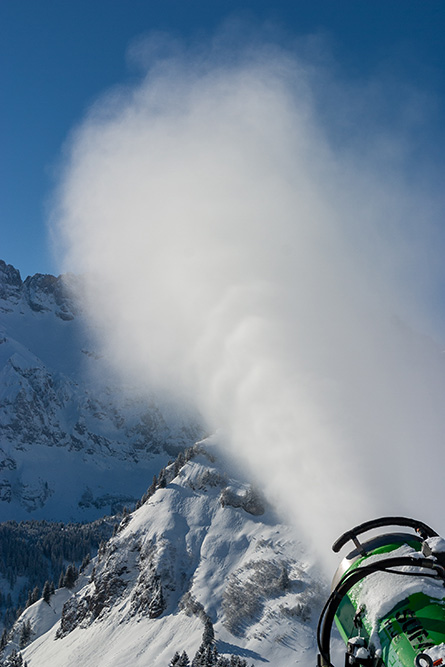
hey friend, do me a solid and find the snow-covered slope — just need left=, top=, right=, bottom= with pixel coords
left=8, top=441, right=324, bottom=666
left=0, top=260, right=203, bottom=521
left=0, top=260, right=325, bottom=664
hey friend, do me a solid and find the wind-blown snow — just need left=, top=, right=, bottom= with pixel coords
left=52, top=33, right=445, bottom=565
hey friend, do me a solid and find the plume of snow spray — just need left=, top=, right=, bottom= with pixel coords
left=51, top=35, right=445, bottom=568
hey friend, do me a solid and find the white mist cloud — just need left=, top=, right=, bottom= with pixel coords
left=52, top=35, right=445, bottom=567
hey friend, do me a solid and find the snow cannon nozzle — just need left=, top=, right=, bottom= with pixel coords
left=317, top=516, right=445, bottom=667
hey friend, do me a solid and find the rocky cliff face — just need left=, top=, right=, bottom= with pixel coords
left=0, top=260, right=77, bottom=320
left=0, top=260, right=204, bottom=521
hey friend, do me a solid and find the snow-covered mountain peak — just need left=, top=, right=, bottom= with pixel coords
left=7, top=444, right=323, bottom=666
left=0, top=260, right=76, bottom=321
left=22, top=272, right=76, bottom=321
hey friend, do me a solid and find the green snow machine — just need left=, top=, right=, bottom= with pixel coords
left=317, top=517, right=445, bottom=667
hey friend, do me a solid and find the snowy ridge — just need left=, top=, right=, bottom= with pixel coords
left=0, top=260, right=203, bottom=521
left=7, top=441, right=324, bottom=666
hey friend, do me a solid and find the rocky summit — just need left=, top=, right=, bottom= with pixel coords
left=0, top=260, right=203, bottom=521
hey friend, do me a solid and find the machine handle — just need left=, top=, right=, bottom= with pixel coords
left=332, top=516, right=438, bottom=553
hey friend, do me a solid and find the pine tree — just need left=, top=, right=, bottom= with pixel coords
left=4, top=606, right=16, bottom=628
left=25, top=586, right=40, bottom=608
left=174, top=451, right=185, bottom=476
left=216, top=658, right=230, bottom=667
left=178, top=651, right=190, bottom=666
left=63, top=564, right=78, bottom=589
left=209, top=646, right=219, bottom=665
left=192, top=643, right=205, bottom=666
left=5, top=650, right=25, bottom=666
left=158, top=469, right=167, bottom=488
left=80, top=553, right=90, bottom=571
left=229, top=657, right=249, bottom=667
left=148, top=475, right=157, bottom=496
left=42, top=580, right=52, bottom=603
left=148, top=576, right=165, bottom=618
left=278, top=565, right=290, bottom=591
left=192, top=643, right=218, bottom=666
left=19, top=619, right=32, bottom=648
left=202, top=618, right=215, bottom=646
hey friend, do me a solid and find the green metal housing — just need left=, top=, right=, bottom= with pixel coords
left=333, top=537, right=445, bottom=666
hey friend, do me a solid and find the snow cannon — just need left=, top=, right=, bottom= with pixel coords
left=317, top=517, right=445, bottom=667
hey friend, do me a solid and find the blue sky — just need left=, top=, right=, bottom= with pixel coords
left=1, top=0, right=445, bottom=279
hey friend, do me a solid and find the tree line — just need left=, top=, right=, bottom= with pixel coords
left=0, top=519, right=114, bottom=629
